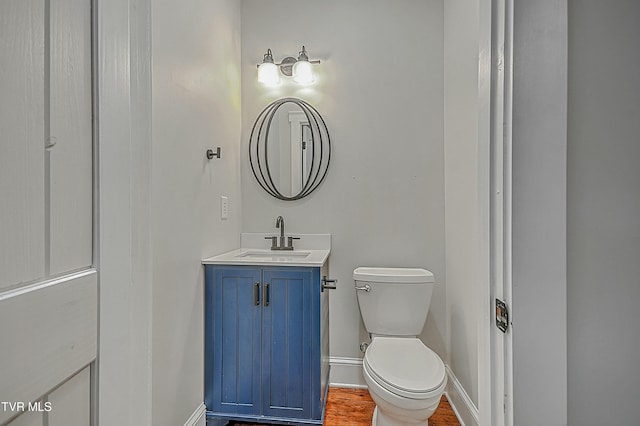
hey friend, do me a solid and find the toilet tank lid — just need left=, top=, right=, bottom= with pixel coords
left=353, top=267, right=434, bottom=283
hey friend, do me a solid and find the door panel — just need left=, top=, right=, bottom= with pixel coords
left=0, top=0, right=46, bottom=291
left=0, top=271, right=97, bottom=425
left=48, top=366, right=91, bottom=426
left=49, top=0, right=93, bottom=275
left=208, top=267, right=262, bottom=416
left=0, top=0, right=94, bottom=286
left=6, top=410, right=42, bottom=426
left=261, top=268, right=313, bottom=419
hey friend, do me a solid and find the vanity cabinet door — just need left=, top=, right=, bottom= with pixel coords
left=206, top=266, right=262, bottom=416
left=261, top=268, right=317, bottom=420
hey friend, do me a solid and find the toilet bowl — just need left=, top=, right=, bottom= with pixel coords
left=354, top=267, right=446, bottom=426
left=362, top=337, right=446, bottom=426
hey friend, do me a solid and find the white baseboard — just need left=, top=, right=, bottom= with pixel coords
left=445, top=365, right=479, bottom=426
left=184, top=402, right=206, bottom=426
left=329, top=356, right=367, bottom=389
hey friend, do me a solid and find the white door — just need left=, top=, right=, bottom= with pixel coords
left=0, top=1, right=96, bottom=425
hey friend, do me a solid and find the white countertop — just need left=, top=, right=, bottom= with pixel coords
left=202, top=248, right=330, bottom=267
left=202, top=233, right=331, bottom=267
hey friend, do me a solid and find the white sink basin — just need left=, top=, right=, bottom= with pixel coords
left=235, top=250, right=311, bottom=260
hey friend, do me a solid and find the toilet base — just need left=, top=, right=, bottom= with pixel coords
left=371, top=406, right=428, bottom=426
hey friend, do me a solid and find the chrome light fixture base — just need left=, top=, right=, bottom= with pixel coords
left=278, top=56, right=297, bottom=77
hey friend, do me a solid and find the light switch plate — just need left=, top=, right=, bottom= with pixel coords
left=220, top=196, right=228, bottom=220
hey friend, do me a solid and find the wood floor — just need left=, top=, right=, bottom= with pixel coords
left=229, top=387, right=461, bottom=426
left=323, top=388, right=460, bottom=426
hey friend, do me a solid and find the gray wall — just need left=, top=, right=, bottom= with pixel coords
left=512, top=1, right=568, bottom=425
left=240, top=0, right=447, bottom=363
left=567, top=2, right=640, bottom=425
left=151, top=1, right=242, bottom=424
left=444, top=0, right=481, bottom=407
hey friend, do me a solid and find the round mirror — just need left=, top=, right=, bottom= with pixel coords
left=249, top=98, right=331, bottom=200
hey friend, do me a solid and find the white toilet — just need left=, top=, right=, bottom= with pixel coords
left=354, top=267, right=446, bottom=426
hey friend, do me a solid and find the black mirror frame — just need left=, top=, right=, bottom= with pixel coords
left=249, top=97, right=331, bottom=201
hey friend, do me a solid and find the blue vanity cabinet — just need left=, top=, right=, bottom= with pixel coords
left=205, top=264, right=329, bottom=425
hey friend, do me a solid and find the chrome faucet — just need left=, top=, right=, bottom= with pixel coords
left=265, top=215, right=300, bottom=250
left=276, top=216, right=285, bottom=248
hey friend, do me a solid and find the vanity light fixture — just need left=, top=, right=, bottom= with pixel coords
left=257, top=46, right=320, bottom=86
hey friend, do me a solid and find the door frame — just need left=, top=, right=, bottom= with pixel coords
left=94, top=1, right=516, bottom=425
left=479, top=1, right=514, bottom=425
left=95, top=0, right=153, bottom=424
left=487, top=1, right=514, bottom=425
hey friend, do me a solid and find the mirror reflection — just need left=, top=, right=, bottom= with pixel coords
left=266, top=104, right=314, bottom=196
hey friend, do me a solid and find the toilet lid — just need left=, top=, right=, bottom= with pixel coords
left=364, top=337, right=445, bottom=395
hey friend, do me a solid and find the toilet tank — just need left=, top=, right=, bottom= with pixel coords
left=354, top=267, right=435, bottom=336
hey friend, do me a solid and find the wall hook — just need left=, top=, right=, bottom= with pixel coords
left=206, top=147, right=221, bottom=160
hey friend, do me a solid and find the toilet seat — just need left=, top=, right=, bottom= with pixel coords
left=364, top=337, right=446, bottom=399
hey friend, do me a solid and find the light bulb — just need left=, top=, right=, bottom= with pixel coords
left=258, top=62, right=280, bottom=86
left=293, top=59, right=314, bottom=84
